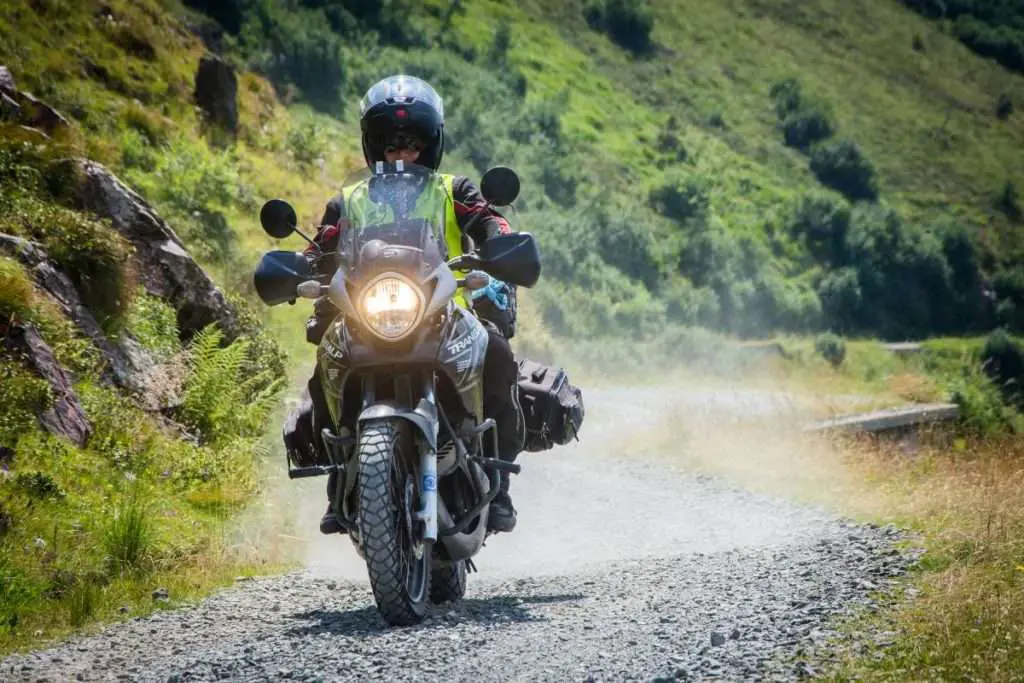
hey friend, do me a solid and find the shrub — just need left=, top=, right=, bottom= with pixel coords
left=125, top=135, right=247, bottom=263
left=995, top=180, right=1021, bottom=221
left=834, top=204, right=966, bottom=337
left=13, top=471, right=66, bottom=500
left=815, top=332, right=847, bottom=368
left=817, top=267, right=862, bottom=332
left=782, top=107, right=835, bottom=150
left=996, top=92, right=1014, bottom=120
left=788, top=193, right=851, bottom=266
left=769, top=78, right=836, bottom=151
left=126, top=289, right=181, bottom=361
left=239, top=2, right=348, bottom=110
left=649, top=171, right=712, bottom=223
left=809, top=139, right=878, bottom=201
left=0, top=362, right=52, bottom=447
left=993, top=267, right=1024, bottom=332
left=489, top=22, right=512, bottom=65
left=769, top=78, right=803, bottom=119
left=952, top=15, right=1024, bottom=74
left=102, top=494, right=155, bottom=575
left=584, top=0, right=655, bottom=55
left=981, top=328, right=1024, bottom=406
left=182, top=0, right=249, bottom=34
left=286, top=117, right=328, bottom=168
left=949, top=367, right=1020, bottom=436
left=0, top=257, right=37, bottom=324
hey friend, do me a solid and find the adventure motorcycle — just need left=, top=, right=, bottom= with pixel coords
left=253, top=162, right=540, bottom=626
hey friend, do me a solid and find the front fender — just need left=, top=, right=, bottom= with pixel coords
left=358, top=401, right=438, bottom=451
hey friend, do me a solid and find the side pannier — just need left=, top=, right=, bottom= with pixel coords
left=516, top=359, right=584, bottom=452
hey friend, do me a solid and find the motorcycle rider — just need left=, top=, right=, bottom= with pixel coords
left=293, top=75, right=525, bottom=535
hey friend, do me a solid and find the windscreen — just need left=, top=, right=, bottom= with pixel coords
left=337, top=162, right=450, bottom=278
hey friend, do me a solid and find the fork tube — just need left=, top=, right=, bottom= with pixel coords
left=419, top=371, right=438, bottom=542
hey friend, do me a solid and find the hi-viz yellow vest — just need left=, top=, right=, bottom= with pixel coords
left=341, top=172, right=469, bottom=308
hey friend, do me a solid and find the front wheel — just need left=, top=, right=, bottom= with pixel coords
left=357, top=420, right=431, bottom=626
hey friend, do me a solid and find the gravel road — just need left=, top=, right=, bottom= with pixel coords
left=2, top=386, right=917, bottom=682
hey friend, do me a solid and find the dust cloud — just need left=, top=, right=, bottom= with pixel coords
left=229, top=362, right=864, bottom=584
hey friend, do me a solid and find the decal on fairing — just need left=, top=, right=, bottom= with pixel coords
left=437, top=307, right=488, bottom=419
left=317, top=321, right=350, bottom=426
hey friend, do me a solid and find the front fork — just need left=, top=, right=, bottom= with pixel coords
left=418, top=448, right=438, bottom=543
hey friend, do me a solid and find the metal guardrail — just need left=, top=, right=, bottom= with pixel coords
left=806, top=403, right=960, bottom=434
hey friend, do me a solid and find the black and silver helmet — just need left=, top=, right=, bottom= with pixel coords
left=359, top=75, right=445, bottom=170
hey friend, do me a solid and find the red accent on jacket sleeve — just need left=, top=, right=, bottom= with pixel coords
left=493, top=215, right=511, bottom=234
left=306, top=224, right=340, bottom=255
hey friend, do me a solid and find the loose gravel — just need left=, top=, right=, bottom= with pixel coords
left=2, top=387, right=919, bottom=681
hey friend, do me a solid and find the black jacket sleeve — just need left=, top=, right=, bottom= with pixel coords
left=451, top=176, right=512, bottom=246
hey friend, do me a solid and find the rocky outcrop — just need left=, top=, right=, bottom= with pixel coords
left=1, top=321, right=90, bottom=447
left=74, top=161, right=240, bottom=340
left=194, top=54, right=237, bottom=132
left=0, top=65, right=69, bottom=135
left=0, top=232, right=181, bottom=408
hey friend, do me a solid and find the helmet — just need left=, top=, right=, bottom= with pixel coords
left=359, top=75, right=445, bottom=170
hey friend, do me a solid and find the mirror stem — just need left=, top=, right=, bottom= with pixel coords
left=294, top=228, right=320, bottom=253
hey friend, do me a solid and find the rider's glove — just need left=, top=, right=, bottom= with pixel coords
left=470, top=278, right=510, bottom=311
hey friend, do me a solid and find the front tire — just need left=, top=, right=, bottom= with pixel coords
left=357, top=420, right=430, bottom=626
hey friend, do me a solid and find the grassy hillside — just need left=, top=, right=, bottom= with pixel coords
left=167, top=0, right=1024, bottom=341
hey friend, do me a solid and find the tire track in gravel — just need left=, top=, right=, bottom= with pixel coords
left=2, top=385, right=916, bottom=682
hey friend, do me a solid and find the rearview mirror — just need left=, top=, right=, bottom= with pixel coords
left=260, top=199, right=297, bottom=239
left=477, top=232, right=541, bottom=287
left=480, top=166, right=520, bottom=206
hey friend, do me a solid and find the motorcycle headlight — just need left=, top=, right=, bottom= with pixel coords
left=360, top=274, right=424, bottom=340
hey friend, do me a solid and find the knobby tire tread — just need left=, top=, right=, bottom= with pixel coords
left=358, top=420, right=429, bottom=626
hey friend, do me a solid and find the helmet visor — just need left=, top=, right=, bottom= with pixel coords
left=382, top=131, right=425, bottom=155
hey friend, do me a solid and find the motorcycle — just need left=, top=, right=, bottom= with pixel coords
left=253, top=162, right=540, bottom=626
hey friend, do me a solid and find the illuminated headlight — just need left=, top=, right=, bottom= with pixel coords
left=360, top=274, right=424, bottom=340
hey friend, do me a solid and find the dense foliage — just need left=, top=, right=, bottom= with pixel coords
left=901, top=0, right=1024, bottom=73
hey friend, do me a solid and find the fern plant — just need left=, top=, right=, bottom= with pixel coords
left=180, top=325, right=284, bottom=445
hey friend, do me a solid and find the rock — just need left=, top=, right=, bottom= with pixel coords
left=0, top=66, right=14, bottom=91
left=0, top=232, right=166, bottom=401
left=1, top=321, right=91, bottom=446
left=16, top=90, right=70, bottom=134
left=0, top=92, right=21, bottom=121
left=74, top=161, right=239, bottom=340
left=710, top=631, right=726, bottom=647
left=0, top=68, right=69, bottom=134
left=194, top=54, right=237, bottom=132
